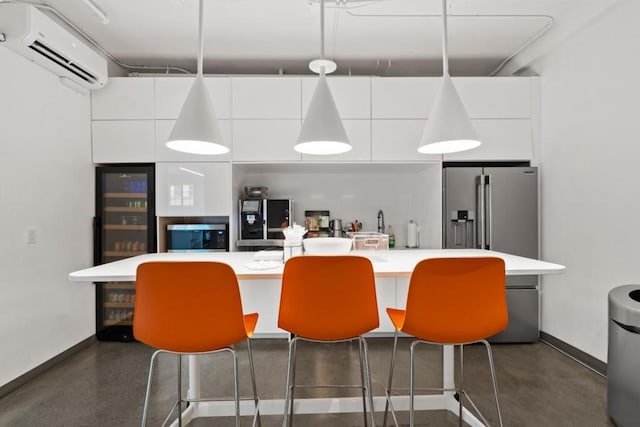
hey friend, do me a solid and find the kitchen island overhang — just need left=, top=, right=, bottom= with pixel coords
left=69, top=248, right=565, bottom=283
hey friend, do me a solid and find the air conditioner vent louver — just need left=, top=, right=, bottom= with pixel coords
left=29, top=40, right=98, bottom=84
left=0, top=3, right=108, bottom=89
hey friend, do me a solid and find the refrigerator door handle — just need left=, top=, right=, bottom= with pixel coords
left=476, top=175, right=485, bottom=249
left=486, top=174, right=493, bottom=250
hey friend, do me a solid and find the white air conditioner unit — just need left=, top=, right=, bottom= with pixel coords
left=0, top=3, right=108, bottom=89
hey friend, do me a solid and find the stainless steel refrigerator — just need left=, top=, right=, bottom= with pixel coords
left=443, top=166, right=539, bottom=342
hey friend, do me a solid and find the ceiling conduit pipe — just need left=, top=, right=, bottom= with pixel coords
left=346, top=10, right=553, bottom=76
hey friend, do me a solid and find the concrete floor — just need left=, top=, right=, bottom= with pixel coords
left=0, top=337, right=613, bottom=426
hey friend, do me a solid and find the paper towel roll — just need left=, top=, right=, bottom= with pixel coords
left=407, top=221, right=418, bottom=248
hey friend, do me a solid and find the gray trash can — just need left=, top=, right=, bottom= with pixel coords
left=608, top=284, right=640, bottom=427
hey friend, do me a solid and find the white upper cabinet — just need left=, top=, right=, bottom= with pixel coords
left=233, top=120, right=302, bottom=162
left=89, top=76, right=537, bottom=164
left=91, top=77, right=155, bottom=120
left=372, top=77, right=439, bottom=119
left=443, top=119, right=533, bottom=161
left=371, top=77, right=532, bottom=120
left=155, top=120, right=233, bottom=162
left=155, top=162, right=232, bottom=217
left=371, top=120, right=440, bottom=162
left=154, top=77, right=231, bottom=119
left=454, top=77, right=531, bottom=118
left=232, top=77, right=302, bottom=119
left=92, top=121, right=155, bottom=163
left=302, top=120, right=371, bottom=162
left=301, top=76, right=371, bottom=119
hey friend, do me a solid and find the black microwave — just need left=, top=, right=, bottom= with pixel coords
left=166, top=224, right=229, bottom=252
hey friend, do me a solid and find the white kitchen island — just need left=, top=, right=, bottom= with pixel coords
left=69, top=249, right=564, bottom=426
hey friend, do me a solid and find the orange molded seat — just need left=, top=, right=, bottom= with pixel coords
left=278, top=255, right=379, bottom=426
left=383, top=257, right=507, bottom=427
left=134, top=261, right=259, bottom=426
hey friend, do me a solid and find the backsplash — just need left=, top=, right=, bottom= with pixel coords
left=232, top=163, right=442, bottom=249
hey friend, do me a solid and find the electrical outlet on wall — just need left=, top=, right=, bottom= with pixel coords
left=26, top=228, right=37, bottom=244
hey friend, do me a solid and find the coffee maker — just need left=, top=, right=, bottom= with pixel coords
left=239, top=199, right=293, bottom=244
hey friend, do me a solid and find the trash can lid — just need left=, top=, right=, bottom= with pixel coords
left=609, top=284, right=640, bottom=326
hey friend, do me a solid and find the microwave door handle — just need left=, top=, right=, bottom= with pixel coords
left=476, top=175, right=485, bottom=249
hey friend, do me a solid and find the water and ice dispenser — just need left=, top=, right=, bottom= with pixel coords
left=448, top=210, right=475, bottom=248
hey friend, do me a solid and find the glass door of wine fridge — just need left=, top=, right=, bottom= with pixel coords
left=94, top=164, right=155, bottom=341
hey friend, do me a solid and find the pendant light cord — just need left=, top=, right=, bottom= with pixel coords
left=441, top=0, right=449, bottom=77
left=197, top=0, right=204, bottom=76
left=320, top=0, right=326, bottom=76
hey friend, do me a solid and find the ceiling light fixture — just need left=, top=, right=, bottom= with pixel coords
left=294, top=0, right=351, bottom=155
left=166, top=0, right=228, bottom=155
left=418, top=0, right=480, bottom=155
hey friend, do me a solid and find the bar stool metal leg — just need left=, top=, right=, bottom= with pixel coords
left=230, top=348, right=240, bottom=427
left=360, top=336, right=377, bottom=427
left=482, top=339, right=504, bottom=427
left=383, top=331, right=399, bottom=427
left=358, top=338, right=369, bottom=427
left=409, top=340, right=419, bottom=427
left=247, top=339, right=261, bottom=427
left=282, top=337, right=298, bottom=427
left=458, top=345, right=463, bottom=427
left=178, top=354, right=183, bottom=427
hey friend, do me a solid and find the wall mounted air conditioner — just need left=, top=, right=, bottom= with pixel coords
left=0, top=3, right=108, bottom=89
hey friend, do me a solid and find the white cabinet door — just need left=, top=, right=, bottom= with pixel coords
left=454, top=77, right=531, bottom=119
left=155, top=120, right=232, bottom=162
left=302, top=76, right=371, bottom=119
left=232, top=77, right=301, bottom=119
left=373, top=278, right=396, bottom=333
left=371, top=77, right=438, bottom=119
left=239, top=279, right=287, bottom=336
left=91, top=77, right=155, bottom=120
left=232, top=120, right=302, bottom=162
left=444, top=119, right=533, bottom=161
left=154, top=77, right=231, bottom=119
left=371, top=120, right=440, bottom=162
left=301, top=120, right=371, bottom=162
left=92, top=121, right=155, bottom=163
left=155, top=162, right=232, bottom=217
left=395, top=278, right=410, bottom=310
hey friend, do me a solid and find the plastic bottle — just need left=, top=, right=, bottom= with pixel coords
left=387, top=225, right=395, bottom=249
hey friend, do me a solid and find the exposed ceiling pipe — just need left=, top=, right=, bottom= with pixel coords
left=347, top=11, right=554, bottom=76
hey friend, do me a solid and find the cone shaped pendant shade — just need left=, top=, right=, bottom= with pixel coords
left=418, top=74, right=480, bottom=154
left=295, top=76, right=351, bottom=155
left=295, top=0, right=351, bottom=155
left=166, top=0, right=228, bottom=155
left=167, top=75, right=228, bottom=155
left=418, top=0, right=480, bottom=155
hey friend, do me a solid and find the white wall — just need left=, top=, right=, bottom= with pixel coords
left=534, top=2, right=640, bottom=362
left=0, top=48, right=95, bottom=386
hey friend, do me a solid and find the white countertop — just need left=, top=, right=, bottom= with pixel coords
left=69, top=249, right=565, bottom=282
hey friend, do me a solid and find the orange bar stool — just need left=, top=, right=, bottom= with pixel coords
left=134, top=261, right=260, bottom=427
left=383, top=257, right=507, bottom=427
left=278, top=255, right=379, bottom=427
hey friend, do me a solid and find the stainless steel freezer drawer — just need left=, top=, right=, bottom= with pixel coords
left=489, top=288, right=539, bottom=343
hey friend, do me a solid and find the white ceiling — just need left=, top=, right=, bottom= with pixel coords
left=43, top=0, right=620, bottom=76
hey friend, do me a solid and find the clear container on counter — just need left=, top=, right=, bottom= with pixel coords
left=346, top=232, right=390, bottom=259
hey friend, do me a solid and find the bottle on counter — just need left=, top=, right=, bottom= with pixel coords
left=387, top=225, right=395, bottom=248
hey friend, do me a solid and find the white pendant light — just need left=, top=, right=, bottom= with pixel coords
left=294, top=0, right=351, bottom=155
left=418, top=0, right=480, bottom=155
left=166, top=0, right=228, bottom=155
